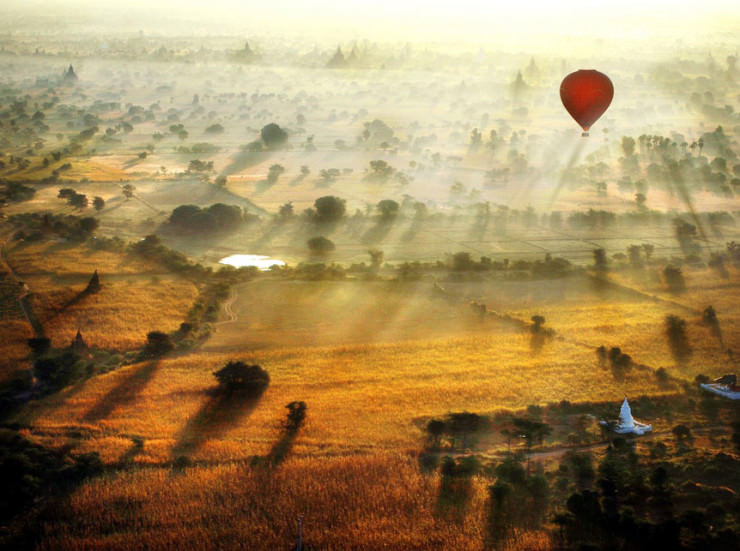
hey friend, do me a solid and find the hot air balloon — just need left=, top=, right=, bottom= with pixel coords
left=560, top=70, right=613, bottom=136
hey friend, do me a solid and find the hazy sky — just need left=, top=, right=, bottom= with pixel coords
left=4, top=0, right=738, bottom=49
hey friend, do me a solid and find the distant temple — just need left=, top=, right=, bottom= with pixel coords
left=326, top=46, right=347, bottom=69
left=600, top=397, right=652, bottom=435
left=63, top=64, right=78, bottom=82
left=70, top=329, right=91, bottom=358
left=231, top=41, right=257, bottom=63
left=84, top=270, right=101, bottom=294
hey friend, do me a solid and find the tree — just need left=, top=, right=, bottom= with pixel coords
left=92, top=196, right=105, bottom=211
left=531, top=315, right=545, bottom=332
left=69, top=193, right=88, bottom=209
left=366, top=160, right=395, bottom=181
left=78, top=217, right=99, bottom=235
left=213, top=361, right=269, bottom=395
left=665, top=314, right=691, bottom=362
left=267, top=164, right=285, bottom=185
left=447, top=412, right=480, bottom=449
left=426, top=419, right=446, bottom=448
left=592, top=248, right=607, bottom=271
left=307, top=236, right=335, bottom=254
left=313, top=196, right=346, bottom=224
left=122, top=184, right=135, bottom=200
left=376, top=199, right=399, bottom=220
left=621, top=136, right=636, bottom=157
left=260, top=123, right=288, bottom=147
left=205, top=123, right=224, bottom=134
left=27, top=337, right=51, bottom=356
left=188, top=159, right=214, bottom=173
left=278, top=202, right=294, bottom=220
left=627, top=245, right=642, bottom=267
left=663, top=265, right=685, bottom=293
left=143, top=331, right=173, bottom=358
left=671, top=424, right=692, bottom=442
left=285, top=401, right=307, bottom=432
left=170, top=205, right=202, bottom=227
left=703, top=305, right=718, bottom=326
left=368, top=248, right=384, bottom=271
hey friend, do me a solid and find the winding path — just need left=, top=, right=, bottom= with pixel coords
left=1, top=230, right=45, bottom=337
left=216, top=285, right=239, bottom=325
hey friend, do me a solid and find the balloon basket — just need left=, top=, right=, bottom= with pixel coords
left=581, top=132, right=590, bottom=137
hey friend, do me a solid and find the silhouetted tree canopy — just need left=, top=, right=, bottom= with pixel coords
left=377, top=199, right=400, bottom=220
left=213, top=361, right=269, bottom=395
left=168, top=203, right=246, bottom=234
left=260, top=123, right=288, bottom=147
left=143, top=331, right=174, bottom=358
left=313, top=196, right=346, bottom=224
left=307, top=236, right=335, bottom=254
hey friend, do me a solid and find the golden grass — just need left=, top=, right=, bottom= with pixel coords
left=0, top=319, right=33, bottom=383
left=36, top=453, right=501, bottom=551
left=584, top=267, right=740, bottom=380
left=26, top=333, right=679, bottom=464
left=7, top=241, right=158, bottom=276
left=16, top=159, right=130, bottom=183
left=28, top=277, right=198, bottom=350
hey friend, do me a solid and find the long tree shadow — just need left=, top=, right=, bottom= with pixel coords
left=264, top=401, right=306, bottom=466
left=361, top=219, right=395, bottom=245
left=117, top=436, right=145, bottom=467
left=82, top=361, right=159, bottom=422
left=665, top=314, right=692, bottom=365
left=434, top=456, right=477, bottom=522
left=171, top=388, right=266, bottom=461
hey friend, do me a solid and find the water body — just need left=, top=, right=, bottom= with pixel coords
left=219, top=254, right=285, bottom=271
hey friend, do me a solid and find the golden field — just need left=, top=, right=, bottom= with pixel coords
left=26, top=332, right=681, bottom=464
left=34, top=454, right=506, bottom=551
left=28, top=276, right=198, bottom=350
left=7, top=241, right=161, bottom=277
left=0, top=319, right=33, bottom=383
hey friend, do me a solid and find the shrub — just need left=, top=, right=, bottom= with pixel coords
left=143, top=331, right=174, bottom=358
left=213, top=361, right=269, bottom=395
left=307, top=236, right=335, bottom=254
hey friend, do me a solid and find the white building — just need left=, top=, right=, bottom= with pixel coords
left=600, top=397, right=652, bottom=435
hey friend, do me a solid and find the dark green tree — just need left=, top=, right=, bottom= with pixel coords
left=213, top=361, right=269, bottom=396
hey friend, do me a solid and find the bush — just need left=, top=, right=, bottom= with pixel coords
left=213, top=361, right=269, bottom=395
left=260, top=123, right=288, bottom=147
left=143, top=331, right=174, bottom=357
left=307, top=236, right=335, bottom=254
left=313, top=195, right=346, bottom=224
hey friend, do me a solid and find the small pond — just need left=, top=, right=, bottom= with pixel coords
left=219, top=254, right=286, bottom=271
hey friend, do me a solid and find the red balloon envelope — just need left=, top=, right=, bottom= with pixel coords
left=560, top=70, right=613, bottom=133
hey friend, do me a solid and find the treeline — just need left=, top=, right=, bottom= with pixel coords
left=421, top=395, right=739, bottom=550
left=10, top=212, right=98, bottom=242
left=0, top=429, right=104, bottom=549
left=165, top=203, right=258, bottom=235
left=0, top=180, right=35, bottom=204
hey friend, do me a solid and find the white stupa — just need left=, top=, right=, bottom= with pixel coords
left=600, top=397, right=652, bottom=435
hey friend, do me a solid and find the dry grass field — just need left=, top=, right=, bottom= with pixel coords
left=0, top=319, right=33, bottom=383
left=1, top=241, right=199, bottom=350
left=6, top=241, right=160, bottom=277
left=34, top=454, right=508, bottom=551
left=28, top=276, right=198, bottom=350
left=0, top=12, right=738, bottom=549
left=25, top=332, right=681, bottom=464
